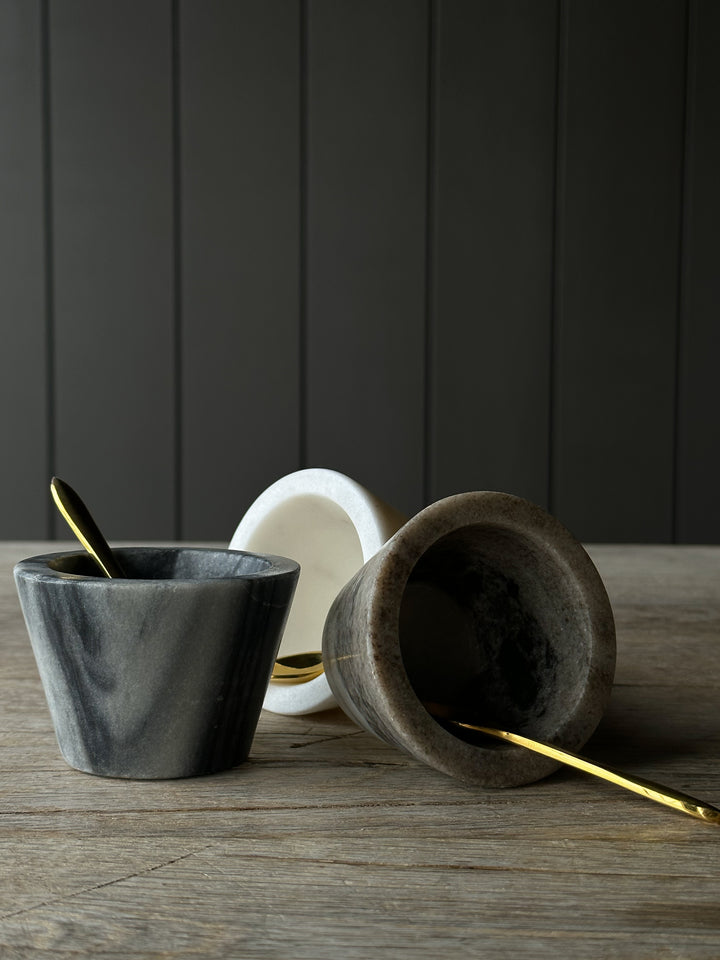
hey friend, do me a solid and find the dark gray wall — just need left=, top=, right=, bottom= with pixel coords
left=1, top=0, right=718, bottom=543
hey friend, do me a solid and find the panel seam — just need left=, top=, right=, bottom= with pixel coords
left=673, top=0, right=695, bottom=544
left=40, top=0, right=55, bottom=537
left=299, top=0, right=308, bottom=469
left=422, top=0, right=438, bottom=507
left=548, top=0, right=568, bottom=518
left=172, top=0, right=183, bottom=538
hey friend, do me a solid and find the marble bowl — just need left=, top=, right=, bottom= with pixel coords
left=14, top=546, right=299, bottom=779
left=230, top=468, right=406, bottom=714
left=322, top=492, right=616, bottom=787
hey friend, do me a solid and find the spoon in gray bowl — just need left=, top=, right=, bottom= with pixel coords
left=50, top=476, right=126, bottom=578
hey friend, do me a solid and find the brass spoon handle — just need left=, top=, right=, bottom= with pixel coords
left=446, top=717, right=720, bottom=825
left=50, top=477, right=126, bottom=578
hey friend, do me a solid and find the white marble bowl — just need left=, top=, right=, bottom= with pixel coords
left=230, top=469, right=406, bottom=714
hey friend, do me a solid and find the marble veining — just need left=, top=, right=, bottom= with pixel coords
left=14, top=547, right=299, bottom=779
left=322, top=492, right=616, bottom=788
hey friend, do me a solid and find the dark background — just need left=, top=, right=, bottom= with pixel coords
left=1, top=0, right=718, bottom=543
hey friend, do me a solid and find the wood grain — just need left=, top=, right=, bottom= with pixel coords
left=1, top=542, right=719, bottom=957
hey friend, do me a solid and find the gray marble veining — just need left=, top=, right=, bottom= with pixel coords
left=322, top=492, right=616, bottom=788
left=14, top=547, right=299, bottom=779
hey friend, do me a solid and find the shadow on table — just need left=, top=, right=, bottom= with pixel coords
left=578, top=682, right=719, bottom=769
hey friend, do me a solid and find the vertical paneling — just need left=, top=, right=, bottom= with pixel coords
left=306, top=0, right=428, bottom=517
left=1, top=2, right=715, bottom=545
left=676, top=0, right=720, bottom=543
left=51, top=0, right=175, bottom=539
left=0, top=0, right=47, bottom=536
left=180, top=1, right=301, bottom=540
left=553, top=0, right=687, bottom=542
left=430, top=0, right=558, bottom=508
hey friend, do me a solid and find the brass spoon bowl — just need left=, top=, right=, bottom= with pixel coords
left=49, top=479, right=322, bottom=686
left=270, top=651, right=324, bottom=684
left=50, top=476, right=126, bottom=578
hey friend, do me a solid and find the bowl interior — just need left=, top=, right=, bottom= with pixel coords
left=397, top=523, right=591, bottom=740
left=47, top=547, right=272, bottom=581
left=241, top=494, right=364, bottom=656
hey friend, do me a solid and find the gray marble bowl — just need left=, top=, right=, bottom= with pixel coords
left=14, top=546, right=299, bottom=779
left=322, top=492, right=616, bottom=788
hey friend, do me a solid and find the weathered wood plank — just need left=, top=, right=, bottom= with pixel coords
left=1, top=542, right=719, bottom=958
left=3, top=681, right=718, bottom=814
left=2, top=855, right=719, bottom=959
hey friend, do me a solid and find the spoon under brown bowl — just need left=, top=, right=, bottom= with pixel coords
left=270, top=651, right=324, bottom=684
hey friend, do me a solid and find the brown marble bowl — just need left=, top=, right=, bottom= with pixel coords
left=322, top=492, right=616, bottom=787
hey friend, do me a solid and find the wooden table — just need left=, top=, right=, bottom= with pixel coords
left=1, top=542, right=719, bottom=958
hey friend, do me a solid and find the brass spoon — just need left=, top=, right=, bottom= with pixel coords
left=426, top=703, right=720, bottom=826
left=50, top=476, right=126, bottom=578
left=271, top=651, right=324, bottom=684
left=49, top=481, right=321, bottom=683
left=263, top=649, right=720, bottom=825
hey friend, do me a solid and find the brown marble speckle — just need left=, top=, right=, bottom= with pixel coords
left=322, top=492, right=616, bottom=788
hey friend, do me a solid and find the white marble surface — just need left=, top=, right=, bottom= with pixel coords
left=230, top=469, right=406, bottom=714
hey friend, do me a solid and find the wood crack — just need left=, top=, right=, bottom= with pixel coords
left=184, top=848, right=720, bottom=882
left=0, top=843, right=214, bottom=923
left=287, top=730, right=366, bottom=749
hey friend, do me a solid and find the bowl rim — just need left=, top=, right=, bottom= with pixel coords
left=13, top=545, right=300, bottom=586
